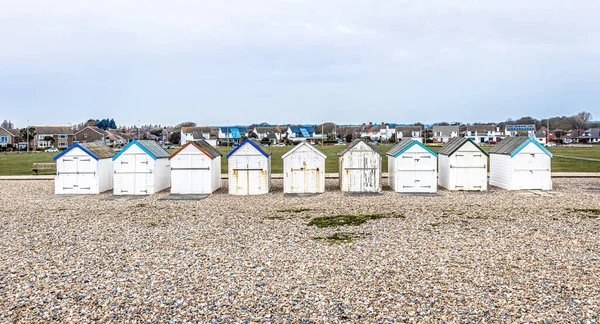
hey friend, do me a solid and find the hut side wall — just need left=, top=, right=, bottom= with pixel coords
left=153, top=158, right=171, bottom=194
left=490, top=154, right=514, bottom=190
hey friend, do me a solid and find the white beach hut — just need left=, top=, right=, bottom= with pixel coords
left=169, top=140, right=222, bottom=194
left=438, top=137, right=488, bottom=191
left=282, top=141, right=326, bottom=194
left=338, top=139, right=382, bottom=193
left=387, top=139, right=438, bottom=193
left=54, top=142, right=116, bottom=194
left=112, top=140, right=171, bottom=195
left=226, top=138, right=271, bottom=195
left=489, top=136, right=553, bottom=190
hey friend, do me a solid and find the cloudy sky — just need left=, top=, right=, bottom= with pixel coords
left=1, top=0, right=599, bottom=127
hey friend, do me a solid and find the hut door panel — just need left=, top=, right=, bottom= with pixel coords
left=61, top=174, right=78, bottom=194
left=119, top=174, right=135, bottom=194
left=76, top=156, right=94, bottom=174
left=398, top=170, right=416, bottom=191
left=362, top=154, right=378, bottom=192
left=191, top=155, right=208, bottom=194
left=290, top=156, right=318, bottom=193
left=247, top=158, right=264, bottom=195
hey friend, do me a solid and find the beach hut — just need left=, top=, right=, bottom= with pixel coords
left=169, top=140, right=222, bottom=194
left=54, top=142, right=116, bottom=194
left=438, top=137, right=488, bottom=191
left=226, top=138, right=271, bottom=195
left=338, top=139, right=382, bottom=193
left=386, top=139, right=438, bottom=193
left=112, top=140, right=171, bottom=195
left=489, top=136, right=553, bottom=190
left=282, top=141, right=326, bottom=194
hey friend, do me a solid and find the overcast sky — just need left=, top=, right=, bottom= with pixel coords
left=1, top=0, right=599, bottom=127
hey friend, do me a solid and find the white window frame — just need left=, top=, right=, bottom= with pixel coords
left=58, top=134, right=67, bottom=139
left=0, top=136, right=7, bottom=143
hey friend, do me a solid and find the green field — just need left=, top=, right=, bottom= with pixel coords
left=1, top=145, right=599, bottom=175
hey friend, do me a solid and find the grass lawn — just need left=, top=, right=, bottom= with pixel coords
left=2, top=144, right=599, bottom=175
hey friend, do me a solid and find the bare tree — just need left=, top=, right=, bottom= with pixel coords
left=1, top=120, right=14, bottom=129
left=572, top=111, right=592, bottom=130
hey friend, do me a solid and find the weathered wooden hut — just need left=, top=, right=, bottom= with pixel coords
left=386, top=139, right=438, bottom=193
left=54, top=142, right=116, bottom=194
left=282, top=141, right=326, bottom=194
left=226, top=138, right=271, bottom=195
left=169, top=140, right=222, bottom=194
left=438, top=137, right=488, bottom=191
left=489, top=136, right=552, bottom=190
left=338, top=139, right=382, bottom=193
left=112, top=140, right=171, bottom=195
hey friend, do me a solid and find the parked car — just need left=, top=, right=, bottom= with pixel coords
left=545, top=142, right=557, bottom=147
left=273, top=143, right=285, bottom=147
left=165, top=145, right=174, bottom=149
left=263, top=144, right=269, bottom=147
left=45, top=147, right=59, bottom=153
left=372, top=141, right=379, bottom=146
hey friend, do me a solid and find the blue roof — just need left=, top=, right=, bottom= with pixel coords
left=507, top=125, right=535, bottom=131
left=54, top=143, right=99, bottom=161
left=112, top=140, right=170, bottom=161
left=226, top=138, right=271, bottom=159
left=511, top=138, right=553, bottom=158
left=386, top=139, right=437, bottom=158
left=289, top=126, right=315, bottom=136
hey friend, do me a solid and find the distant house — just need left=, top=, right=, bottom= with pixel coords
left=219, top=126, right=249, bottom=145
left=75, top=126, right=106, bottom=143
left=105, top=129, right=127, bottom=146
left=466, top=125, right=502, bottom=143
left=432, top=126, right=459, bottom=143
left=504, top=124, right=536, bottom=137
left=535, top=131, right=548, bottom=145
left=252, top=127, right=279, bottom=144
left=361, top=123, right=396, bottom=141
left=287, top=126, right=316, bottom=142
left=0, top=127, right=20, bottom=148
left=180, top=127, right=213, bottom=145
left=563, top=129, right=585, bottom=144
left=33, top=126, right=74, bottom=149
left=578, top=128, right=600, bottom=144
left=395, top=125, right=424, bottom=143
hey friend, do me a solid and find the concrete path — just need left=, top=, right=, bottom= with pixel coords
left=2, top=173, right=600, bottom=180
left=554, top=155, right=600, bottom=162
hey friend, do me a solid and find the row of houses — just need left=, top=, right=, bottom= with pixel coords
left=54, top=136, right=553, bottom=196
left=2, top=122, right=599, bottom=150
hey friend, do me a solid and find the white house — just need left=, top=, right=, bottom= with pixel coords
left=438, top=137, right=488, bottom=191
left=226, top=138, right=271, bottom=195
left=465, top=125, right=503, bottom=143
left=112, top=140, right=171, bottom=195
left=282, top=141, right=326, bottom=194
left=432, top=126, right=459, bottom=143
left=169, top=140, right=222, bottom=194
left=180, top=127, right=217, bottom=147
left=489, top=136, right=552, bottom=190
left=579, top=128, right=600, bottom=143
left=54, top=142, right=116, bottom=194
left=387, top=139, right=438, bottom=193
left=504, top=124, right=536, bottom=137
left=395, top=125, right=424, bottom=143
left=252, top=127, right=279, bottom=144
left=338, top=139, right=382, bottom=193
left=286, top=126, right=316, bottom=142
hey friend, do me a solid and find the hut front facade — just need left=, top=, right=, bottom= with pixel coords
left=490, top=136, right=553, bottom=190
left=282, top=141, right=326, bottom=194
left=54, top=142, right=116, bottom=194
left=387, top=139, right=438, bottom=193
left=170, top=140, right=222, bottom=194
left=338, top=140, right=382, bottom=193
left=438, top=137, right=488, bottom=191
left=113, top=140, right=171, bottom=195
left=226, top=139, right=271, bottom=195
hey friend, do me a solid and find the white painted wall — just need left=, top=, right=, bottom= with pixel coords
left=490, top=142, right=552, bottom=190
left=113, top=144, right=170, bottom=195
left=339, top=141, right=381, bottom=193
left=55, top=147, right=113, bottom=194
left=228, top=143, right=271, bottom=195
left=389, top=144, right=437, bottom=193
left=282, top=143, right=326, bottom=194
left=170, top=144, right=221, bottom=194
left=438, top=141, right=488, bottom=191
